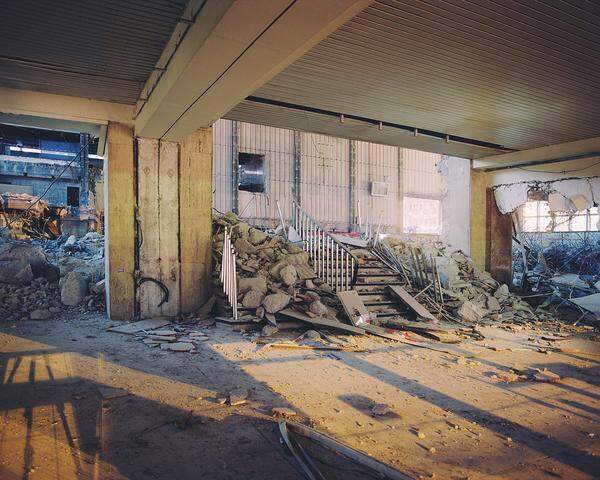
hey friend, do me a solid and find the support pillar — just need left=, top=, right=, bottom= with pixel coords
left=180, top=127, right=213, bottom=313
left=486, top=188, right=513, bottom=286
left=349, top=140, right=357, bottom=231
left=470, top=169, right=487, bottom=271
left=105, top=122, right=135, bottom=320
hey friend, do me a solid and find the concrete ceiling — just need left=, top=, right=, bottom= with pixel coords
left=227, top=0, right=600, bottom=158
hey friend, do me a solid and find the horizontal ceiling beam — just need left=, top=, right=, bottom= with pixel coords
left=473, top=136, right=600, bottom=171
left=0, top=86, right=134, bottom=126
left=135, top=0, right=373, bottom=141
left=226, top=99, right=508, bottom=158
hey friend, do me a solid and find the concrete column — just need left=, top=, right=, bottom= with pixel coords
left=105, top=122, right=136, bottom=320
left=439, top=155, right=471, bottom=253
left=179, top=126, right=213, bottom=313
left=470, top=169, right=487, bottom=270
left=349, top=140, right=357, bottom=231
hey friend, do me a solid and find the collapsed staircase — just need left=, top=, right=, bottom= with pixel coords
left=348, top=247, right=409, bottom=320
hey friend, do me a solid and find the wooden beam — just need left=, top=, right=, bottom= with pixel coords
left=179, top=127, right=213, bottom=313
left=485, top=188, right=513, bottom=286
left=106, top=122, right=135, bottom=320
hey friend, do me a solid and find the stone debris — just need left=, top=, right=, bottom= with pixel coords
left=272, top=407, right=297, bottom=418
left=0, top=232, right=106, bottom=321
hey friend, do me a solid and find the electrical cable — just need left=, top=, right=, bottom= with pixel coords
left=0, top=135, right=93, bottom=233
left=516, top=159, right=600, bottom=174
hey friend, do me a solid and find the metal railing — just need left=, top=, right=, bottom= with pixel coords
left=291, top=202, right=355, bottom=292
left=219, top=227, right=238, bottom=320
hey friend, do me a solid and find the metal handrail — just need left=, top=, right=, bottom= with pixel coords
left=291, top=202, right=355, bottom=292
left=219, top=227, right=238, bottom=320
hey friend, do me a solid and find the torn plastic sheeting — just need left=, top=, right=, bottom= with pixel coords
left=552, top=179, right=593, bottom=210
left=494, top=184, right=529, bottom=214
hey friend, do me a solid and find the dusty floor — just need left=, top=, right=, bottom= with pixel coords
left=0, top=313, right=599, bottom=479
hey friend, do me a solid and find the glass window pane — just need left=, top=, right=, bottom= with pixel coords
left=522, top=217, right=538, bottom=232
left=571, top=214, right=587, bottom=231
left=523, top=201, right=538, bottom=217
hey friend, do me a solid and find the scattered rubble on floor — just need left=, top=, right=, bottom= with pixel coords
left=513, top=233, right=600, bottom=321
left=0, top=231, right=106, bottom=321
left=113, top=211, right=596, bottom=357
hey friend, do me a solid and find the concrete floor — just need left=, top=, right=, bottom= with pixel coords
left=0, top=313, right=599, bottom=479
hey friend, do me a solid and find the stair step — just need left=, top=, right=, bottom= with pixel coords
left=355, top=281, right=404, bottom=287
left=363, top=300, right=397, bottom=306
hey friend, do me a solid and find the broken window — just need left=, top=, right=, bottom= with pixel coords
left=521, top=200, right=599, bottom=232
left=238, top=153, right=266, bottom=193
left=67, top=186, right=80, bottom=207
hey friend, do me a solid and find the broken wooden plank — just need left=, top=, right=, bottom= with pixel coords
left=387, top=285, right=437, bottom=322
left=337, top=290, right=372, bottom=326
left=108, top=317, right=172, bottom=334
left=277, top=309, right=365, bottom=335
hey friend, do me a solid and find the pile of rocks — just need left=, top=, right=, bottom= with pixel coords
left=212, top=212, right=340, bottom=333
left=385, top=238, right=554, bottom=325
left=0, top=232, right=106, bottom=322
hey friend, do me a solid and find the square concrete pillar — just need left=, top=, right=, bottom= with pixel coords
left=179, top=127, right=213, bottom=313
left=105, top=122, right=135, bottom=320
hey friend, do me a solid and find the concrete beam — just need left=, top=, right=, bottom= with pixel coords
left=135, top=0, right=372, bottom=141
left=0, top=86, right=134, bottom=126
left=473, top=136, right=600, bottom=170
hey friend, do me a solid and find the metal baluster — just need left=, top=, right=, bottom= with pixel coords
left=335, top=243, right=339, bottom=291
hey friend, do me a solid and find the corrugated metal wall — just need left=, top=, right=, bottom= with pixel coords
left=355, top=140, right=400, bottom=233
left=300, top=132, right=350, bottom=230
left=237, top=122, right=295, bottom=226
left=213, top=119, right=233, bottom=214
left=403, top=149, right=442, bottom=199
left=213, top=119, right=441, bottom=233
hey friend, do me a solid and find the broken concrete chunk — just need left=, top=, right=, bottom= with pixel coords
left=486, top=295, right=501, bottom=312
left=279, top=265, right=298, bottom=286
left=248, top=228, right=267, bottom=245
left=61, top=271, right=89, bottom=306
left=494, top=284, right=509, bottom=299
left=165, top=342, right=195, bottom=352
left=0, top=260, right=33, bottom=285
left=308, top=300, right=328, bottom=317
left=29, top=308, right=53, bottom=320
left=234, top=237, right=257, bottom=255
left=371, top=403, right=393, bottom=416
left=262, top=292, right=291, bottom=313
left=533, top=369, right=561, bottom=383
left=242, top=289, right=265, bottom=308
left=457, top=301, right=487, bottom=323
left=272, top=407, right=297, bottom=418
left=261, top=324, right=279, bottom=337
left=227, top=388, right=248, bottom=406
left=238, top=276, right=267, bottom=294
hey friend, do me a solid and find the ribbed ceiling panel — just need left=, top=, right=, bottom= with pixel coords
left=0, top=0, right=188, bottom=104
left=239, top=0, right=600, bottom=152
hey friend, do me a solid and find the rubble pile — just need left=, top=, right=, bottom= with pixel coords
left=0, top=192, right=63, bottom=239
left=0, top=232, right=106, bottom=321
left=212, top=212, right=342, bottom=335
left=384, top=238, right=557, bottom=325
left=512, top=233, right=600, bottom=319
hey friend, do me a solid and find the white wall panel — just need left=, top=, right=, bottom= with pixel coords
left=212, top=119, right=233, bottom=214
left=355, top=141, right=400, bottom=233
left=403, top=148, right=442, bottom=199
left=300, top=133, right=350, bottom=231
